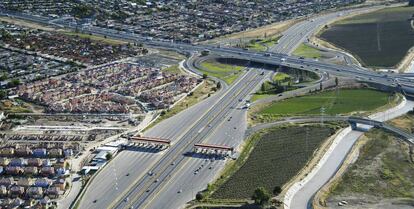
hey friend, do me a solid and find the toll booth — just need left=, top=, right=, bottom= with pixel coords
left=129, top=136, right=171, bottom=150
left=193, top=143, right=234, bottom=157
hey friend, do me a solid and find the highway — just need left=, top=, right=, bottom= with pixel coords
left=2, top=6, right=414, bottom=209
left=114, top=69, right=267, bottom=209
left=285, top=98, right=414, bottom=209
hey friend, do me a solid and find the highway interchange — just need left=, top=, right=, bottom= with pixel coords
left=1, top=4, right=414, bottom=209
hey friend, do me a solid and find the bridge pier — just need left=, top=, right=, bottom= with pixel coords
left=350, top=121, right=357, bottom=130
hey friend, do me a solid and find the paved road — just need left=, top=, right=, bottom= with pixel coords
left=115, top=69, right=267, bottom=209
left=286, top=98, right=414, bottom=209
left=2, top=6, right=414, bottom=209
left=269, top=7, right=379, bottom=54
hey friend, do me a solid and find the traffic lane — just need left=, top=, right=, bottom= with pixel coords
left=142, top=73, right=264, bottom=209
left=146, top=155, right=226, bottom=209
left=79, top=150, right=162, bottom=209
left=290, top=128, right=363, bottom=209
left=144, top=86, right=224, bottom=139
left=289, top=99, right=414, bottom=209
left=116, top=70, right=261, bottom=208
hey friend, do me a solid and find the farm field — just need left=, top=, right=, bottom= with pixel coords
left=257, top=89, right=391, bottom=120
left=293, top=43, right=323, bottom=59
left=319, top=6, right=414, bottom=68
left=326, top=126, right=414, bottom=208
left=200, top=60, right=245, bottom=85
left=211, top=125, right=336, bottom=200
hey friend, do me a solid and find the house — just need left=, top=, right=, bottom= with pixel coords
left=49, top=148, right=63, bottom=157
left=15, top=147, right=32, bottom=156
left=0, top=177, right=14, bottom=186
left=10, top=197, right=24, bottom=208
left=42, top=159, right=52, bottom=167
left=6, top=166, right=24, bottom=175
left=64, top=149, right=73, bottom=157
left=32, top=148, right=47, bottom=158
left=0, top=158, right=10, bottom=166
left=28, top=158, right=42, bottom=167
left=24, top=198, right=37, bottom=208
left=16, top=177, right=34, bottom=188
left=26, top=187, right=44, bottom=199
left=0, top=185, right=7, bottom=197
left=41, top=166, right=55, bottom=176
left=9, top=158, right=26, bottom=167
left=9, top=185, right=24, bottom=197
left=54, top=178, right=66, bottom=191
left=55, top=158, right=68, bottom=169
left=0, top=147, right=14, bottom=157
left=34, top=178, right=51, bottom=188
left=46, top=186, right=60, bottom=198
left=24, top=166, right=39, bottom=176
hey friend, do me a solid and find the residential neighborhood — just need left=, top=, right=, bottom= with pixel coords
left=0, top=0, right=364, bottom=42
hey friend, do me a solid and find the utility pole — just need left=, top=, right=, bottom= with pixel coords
left=320, top=107, right=325, bottom=125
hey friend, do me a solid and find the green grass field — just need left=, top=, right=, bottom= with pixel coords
left=293, top=44, right=322, bottom=59
left=246, top=36, right=281, bottom=52
left=273, top=72, right=291, bottom=82
left=211, top=125, right=336, bottom=199
left=259, top=89, right=390, bottom=117
left=162, top=65, right=183, bottom=74
left=200, top=60, right=245, bottom=84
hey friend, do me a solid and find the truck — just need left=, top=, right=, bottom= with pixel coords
left=201, top=50, right=210, bottom=56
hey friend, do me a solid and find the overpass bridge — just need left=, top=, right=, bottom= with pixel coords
left=348, top=116, right=414, bottom=144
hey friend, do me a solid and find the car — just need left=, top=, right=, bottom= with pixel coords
left=126, top=173, right=130, bottom=176
left=155, top=179, right=159, bottom=183
left=93, top=200, right=97, bottom=203
left=178, top=189, right=182, bottom=193
left=239, top=98, right=243, bottom=102
left=260, top=72, right=265, bottom=75
left=148, top=171, right=153, bottom=176
left=171, top=162, right=175, bottom=166
left=146, top=189, right=150, bottom=192
left=299, top=57, right=305, bottom=60
left=124, top=198, right=129, bottom=202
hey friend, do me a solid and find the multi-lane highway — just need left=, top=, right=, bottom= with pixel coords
left=2, top=6, right=414, bottom=209
left=114, top=69, right=267, bottom=209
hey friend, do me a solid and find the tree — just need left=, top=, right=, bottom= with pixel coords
left=202, top=73, right=208, bottom=79
left=105, top=153, right=112, bottom=161
left=409, top=0, right=414, bottom=6
left=273, top=186, right=282, bottom=195
left=195, top=192, right=203, bottom=201
left=0, top=90, right=7, bottom=99
left=216, top=82, right=222, bottom=89
left=261, top=83, right=266, bottom=92
left=252, top=187, right=271, bottom=205
left=8, top=79, right=20, bottom=88
left=335, top=77, right=339, bottom=86
left=320, top=82, right=323, bottom=91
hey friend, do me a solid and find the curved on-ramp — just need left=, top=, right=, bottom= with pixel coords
left=284, top=97, right=414, bottom=209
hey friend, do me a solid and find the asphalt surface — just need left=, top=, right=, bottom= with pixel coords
left=115, top=69, right=267, bottom=209
left=287, top=98, right=414, bottom=209
left=2, top=6, right=414, bottom=209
